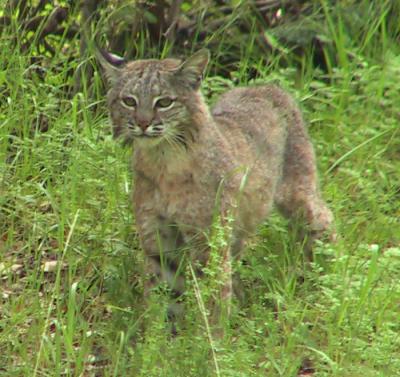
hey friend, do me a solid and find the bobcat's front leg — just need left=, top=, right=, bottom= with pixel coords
left=177, top=225, right=233, bottom=336
left=137, top=215, right=186, bottom=323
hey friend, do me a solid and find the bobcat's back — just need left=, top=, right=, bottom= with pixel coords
left=209, top=84, right=301, bottom=192
left=213, top=85, right=298, bottom=146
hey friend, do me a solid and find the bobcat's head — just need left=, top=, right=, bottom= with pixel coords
left=97, top=49, right=209, bottom=148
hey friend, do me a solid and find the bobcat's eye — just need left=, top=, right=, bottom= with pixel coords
left=155, top=97, right=175, bottom=109
left=121, top=96, right=137, bottom=108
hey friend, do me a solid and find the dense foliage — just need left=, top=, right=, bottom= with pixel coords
left=3, top=1, right=400, bottom=90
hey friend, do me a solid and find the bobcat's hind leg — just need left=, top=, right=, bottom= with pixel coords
left=275, top=129, right=335, bottom=259
left=277, top=189, right=335, bottom=260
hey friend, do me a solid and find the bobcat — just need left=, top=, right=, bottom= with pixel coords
left=97, top=48, right=335, bottom=322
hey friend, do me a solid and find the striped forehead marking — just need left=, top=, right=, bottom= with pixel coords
left=125, top=64, right=164, bottom=98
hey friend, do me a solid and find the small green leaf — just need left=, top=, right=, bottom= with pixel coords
left=144, top=10, right=158, bottom=24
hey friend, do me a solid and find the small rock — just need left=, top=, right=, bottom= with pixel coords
left=42, top=260, right=65, bottom=272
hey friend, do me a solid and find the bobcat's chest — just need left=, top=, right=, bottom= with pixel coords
left=134, top=149, right=217, bottom=230
left=158, top=170, right=195, bottom=214
left=156, top=170, right=214, bottom=227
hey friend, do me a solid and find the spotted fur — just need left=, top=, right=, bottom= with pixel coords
left=98, top=49, right=335, bottom=324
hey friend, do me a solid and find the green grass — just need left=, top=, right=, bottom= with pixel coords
left=1, top=3, right=400, bottom=376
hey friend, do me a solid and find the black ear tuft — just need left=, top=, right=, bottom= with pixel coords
left=94, top=41, right=126, bottom=84
left=176, top=49, right=210, bottom=89
left=97, top=47, right=125, bottom=67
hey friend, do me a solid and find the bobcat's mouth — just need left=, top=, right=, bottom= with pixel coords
left=127, top=122, right=165, bottom=138
left=138, top=134, right=162, bottom=139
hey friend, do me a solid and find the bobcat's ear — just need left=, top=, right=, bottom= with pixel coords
left=176, top=49, right=210, bottom=89
left=94, top=45, right=126, bottom=85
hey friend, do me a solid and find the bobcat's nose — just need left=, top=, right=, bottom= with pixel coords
left=136, top=118, right=152, bottom=131
left=135, top=109, right=154, bottom=132
left=135, top=106, right=154, bottom=133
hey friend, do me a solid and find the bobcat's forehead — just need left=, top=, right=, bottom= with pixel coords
left=119, top=59, right=181, bottom=98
